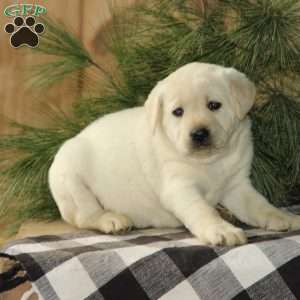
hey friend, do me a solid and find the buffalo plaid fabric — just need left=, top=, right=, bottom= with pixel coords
left=2, top=220, right=300, bottom=299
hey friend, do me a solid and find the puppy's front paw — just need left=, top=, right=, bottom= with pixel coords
left=98, top=212, right=133, bottom=234
left=259, top=210, right=300, bottom=231
left=194, top=222, right=247, bottom=246
left=290, top=215, right=300, bottom=230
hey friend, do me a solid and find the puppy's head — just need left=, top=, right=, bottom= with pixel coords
left=145, top=63, right=256, bottom=155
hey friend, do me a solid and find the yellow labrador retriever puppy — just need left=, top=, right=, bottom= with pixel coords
left=49, top=62, right=300, bottom=246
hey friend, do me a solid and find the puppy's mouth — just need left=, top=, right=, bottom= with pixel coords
left=191, top=143, right=211, bottom=153
left=182, top=125, right=233, bottom=157
left=188, top=140, right=215, bottom=154
left=191, top=138, right=212, bottom=148
left=188, top=136, right=228, bottom=156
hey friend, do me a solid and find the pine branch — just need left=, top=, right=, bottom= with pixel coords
left=29, top=17, right=109, bottom=88
left=0, top=112, right=81, bottom=220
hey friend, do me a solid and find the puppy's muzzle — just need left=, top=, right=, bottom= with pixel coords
left=190, top=127, right=210, bottom=146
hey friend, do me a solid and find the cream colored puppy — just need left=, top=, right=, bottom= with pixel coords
left=49, top=62, right=300, bottom=246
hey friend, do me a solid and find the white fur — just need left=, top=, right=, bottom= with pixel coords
left=49, top=63, right=300, bottom=246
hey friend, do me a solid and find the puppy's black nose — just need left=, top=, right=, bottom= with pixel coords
left=190, top=128, right=210, bottom=144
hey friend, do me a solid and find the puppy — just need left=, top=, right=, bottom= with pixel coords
left=49, top=62, right=300, bottom=246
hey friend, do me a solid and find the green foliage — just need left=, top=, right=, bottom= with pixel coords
left=1, top=0, right=300, bottom=224
left=29, top=17, right=108, bottom=88
left=251, top=92, right=300, bottom=205
left=0, top=112, right=81, bottom=221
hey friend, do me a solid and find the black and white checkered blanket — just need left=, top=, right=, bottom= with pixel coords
left=2, top=224, right=300, bottom=300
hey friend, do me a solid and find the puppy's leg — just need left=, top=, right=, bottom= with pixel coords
left=161, top=181, right=247, bottom=246
left=221, top=181, right=300, bottom=231
left=51, top=175, right=133, bottom=234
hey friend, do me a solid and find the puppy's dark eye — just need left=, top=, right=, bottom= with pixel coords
left=207, top=101, right=222, bottom=111
left=172, top=107, right=184, bottom=117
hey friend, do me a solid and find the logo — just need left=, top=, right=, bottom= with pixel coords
left=4, top=4, right=47, bottom=17
left=3, top=4, right=47, bottom=48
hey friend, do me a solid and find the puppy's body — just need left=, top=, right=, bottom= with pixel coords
left=49, top=63, right=300, bottom=246
left=50, top=107, right=179, bottom=229
left=50, top=107, right=251, bottom=228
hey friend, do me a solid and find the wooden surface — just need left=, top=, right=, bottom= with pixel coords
left=0, top=0, right=138, bottom=134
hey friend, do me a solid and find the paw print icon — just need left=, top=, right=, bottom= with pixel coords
left=4, top=16, right=45, bottom=48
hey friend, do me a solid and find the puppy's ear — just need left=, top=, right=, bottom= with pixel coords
left=145, top=81, right=164, bottom=134
left=224, top=68, right=256, bottom=120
